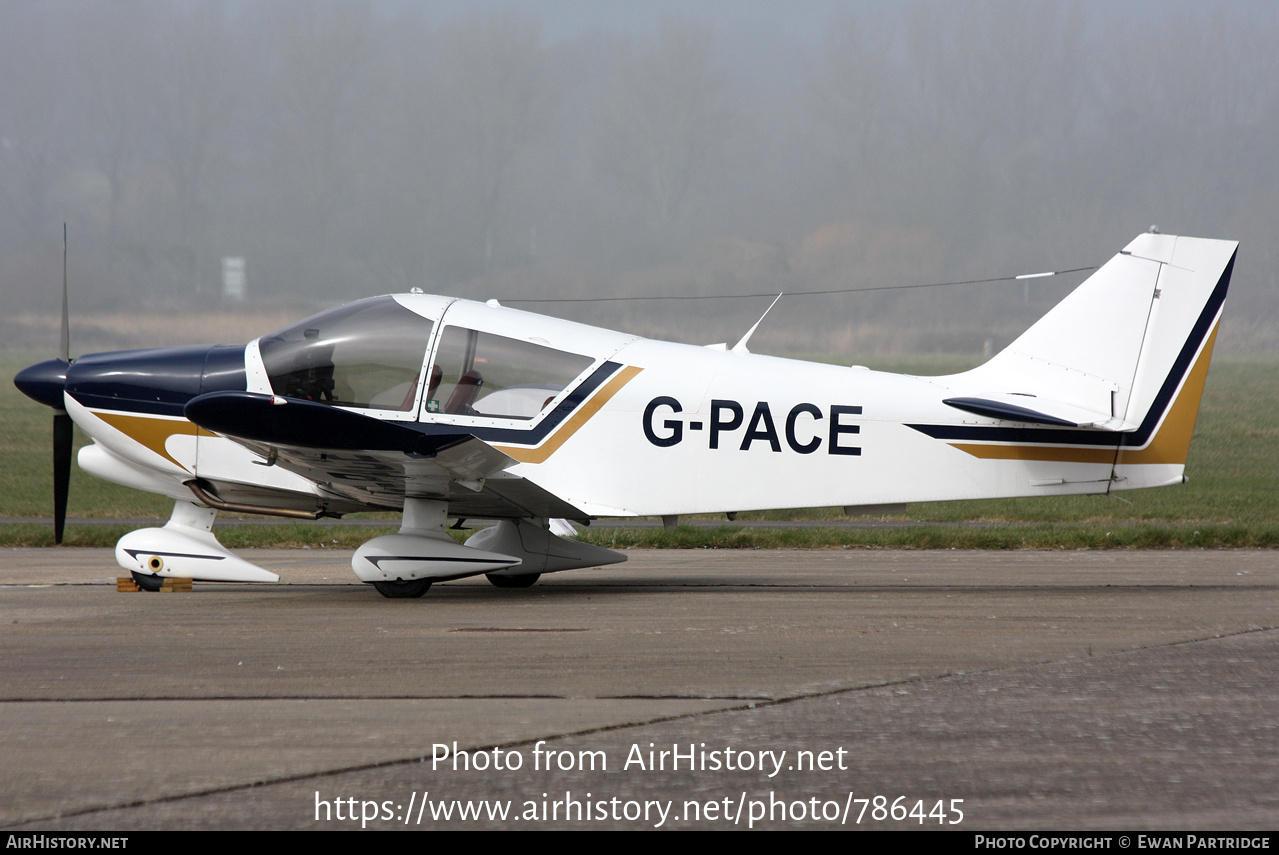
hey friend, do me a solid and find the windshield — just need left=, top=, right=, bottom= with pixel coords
left=259, top=297, right=434, bottom=411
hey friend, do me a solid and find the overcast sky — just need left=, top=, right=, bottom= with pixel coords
left=3, top=0, right=1276, bottom=353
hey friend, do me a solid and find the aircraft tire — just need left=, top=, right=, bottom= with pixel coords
left=131, top=571, right=164, bottom=592
left=486, top=572, right=541, bottom=589
left=372, top=579, right=432, bottom=599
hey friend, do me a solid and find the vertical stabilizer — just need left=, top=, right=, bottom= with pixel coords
left=955, top=235, right=1234, bottom=449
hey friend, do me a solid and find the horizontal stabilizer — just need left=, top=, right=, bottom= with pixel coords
left=943, top=395, right=1129, bottom=430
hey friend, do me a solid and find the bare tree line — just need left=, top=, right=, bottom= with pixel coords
left=3, top=1, right=1276, bottom=353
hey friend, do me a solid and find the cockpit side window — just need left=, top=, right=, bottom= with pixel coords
left=259, top=297, right=434, bottom=412
left=427, top=326, right=594, bottom=420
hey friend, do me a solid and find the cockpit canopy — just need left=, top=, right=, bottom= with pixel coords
left=258, top=295, right=598, bottom=421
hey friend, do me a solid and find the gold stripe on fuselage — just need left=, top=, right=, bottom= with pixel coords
left=946, top=444, right=1116, bottom=463
left=494, top=365, right=644, bottom=464
left=94, top=411, right=214, bottom=472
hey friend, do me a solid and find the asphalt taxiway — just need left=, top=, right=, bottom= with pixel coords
left=2, top=547, right=1276, bottom=830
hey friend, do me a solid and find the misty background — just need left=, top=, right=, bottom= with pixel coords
left=3, top=0, right=1276, bottom=357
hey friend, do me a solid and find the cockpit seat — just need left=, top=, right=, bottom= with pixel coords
left=445, top=370, right=483, bottom=415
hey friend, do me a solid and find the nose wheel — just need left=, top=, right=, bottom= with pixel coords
left=372, top=579, right=433, bottom=598
left=131, top=571, right=164, bottom=592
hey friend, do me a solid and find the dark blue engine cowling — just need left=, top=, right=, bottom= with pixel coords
left=50, top=345, right=248, bottom=417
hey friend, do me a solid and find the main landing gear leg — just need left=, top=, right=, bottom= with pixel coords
left=352, top=498, right=521, bottom=598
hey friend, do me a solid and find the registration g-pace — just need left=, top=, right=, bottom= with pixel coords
left=15, top=233, right=1236, bottom=598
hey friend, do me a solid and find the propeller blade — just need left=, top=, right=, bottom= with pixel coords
left=55, top=225, right=73, bottom=543
left=60, top=223, right=70, bottom=363
left=53, top=411, right=73, bottom=544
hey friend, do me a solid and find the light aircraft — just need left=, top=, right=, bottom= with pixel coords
left=14, top=232, right=1235, bottom=598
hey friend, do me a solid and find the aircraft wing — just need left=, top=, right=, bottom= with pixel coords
left=184, top=391, right=590, bottom=520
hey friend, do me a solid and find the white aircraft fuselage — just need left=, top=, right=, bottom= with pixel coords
left=14, top=233, right=1236, bottom=597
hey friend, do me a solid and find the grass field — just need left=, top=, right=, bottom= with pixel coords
left=4, top=352, right=1277, bottom=549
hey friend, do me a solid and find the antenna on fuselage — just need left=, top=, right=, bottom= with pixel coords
left=731, top=292, right=783, bottom=354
